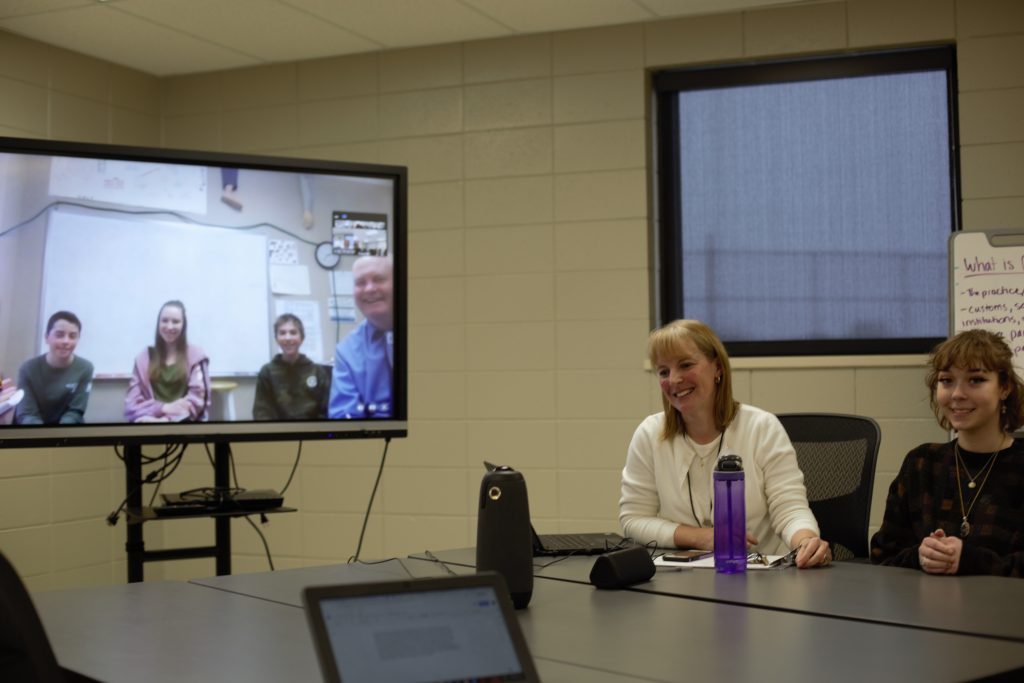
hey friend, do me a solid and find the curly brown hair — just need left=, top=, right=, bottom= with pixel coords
left=926, top=329, right=1024, bottom=433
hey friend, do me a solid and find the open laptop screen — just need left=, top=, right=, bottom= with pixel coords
left=303, top=573, right=538, bottom=683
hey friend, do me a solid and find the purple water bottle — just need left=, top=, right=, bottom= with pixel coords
left=713, top=454, right=746, bottom=574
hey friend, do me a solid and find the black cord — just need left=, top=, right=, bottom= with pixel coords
left=150, top=444, right=186, bottom=484
left=278, top=441, right=302, bottom=495
left=1, top=199, right=320, bottom=246
left=208, top=440, right=285, bottom=571
left=244, top=515, right=275, bottom=571
left=201, top=441, right=240, bottom=489
left=686, top=431, right=725, bottom=528
left=106, top=443, right=188, bottom=525
left=175, top=486, right=245, bottom=504
left=148, top=480, right=163, bottom=508
left=114, top=441, right=180, bottom=465
left=348, top=436, right=391, bottom=563
left=224, top=443, right=280, bottom=571
left=423, top=550, right=457, bottom=576
left=394, top=558, right=414, bottom=578
left=348, top=557, right=415, bottom=578
left=202, top=441, right=215, bottom=468
left=202, top=441, right=241, bottom=492
left=106, top=469, right=160, bottom=525
left=145, top=443, right=187, bottom=506
left=228, top=443, right=240, bottom=489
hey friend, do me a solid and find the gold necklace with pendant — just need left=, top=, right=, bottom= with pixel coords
left=955, top=443, right=999, bottom=489
left=953, top=440, right=1003, bottom=537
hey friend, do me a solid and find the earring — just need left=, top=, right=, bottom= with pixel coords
left=715, top=374, right=721, bottom=384
left=1002, top=403, right=1007, bottom=415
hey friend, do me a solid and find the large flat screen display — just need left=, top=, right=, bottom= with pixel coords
left=0, top=136, right=407, bottom=446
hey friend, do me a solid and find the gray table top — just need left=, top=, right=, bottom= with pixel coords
left=33, top=572, right=635, bottom=683
left=196, top=560, right=1024, bottom=682
left=190, top=556, right=445, bottom=606
left=33, top=559, right=1024, bottom=683
left=33, top=580, right=321, bottom=683
left=514, top=575, right=1024, bottom=683
left=415, top=547, right=1024, bottom=643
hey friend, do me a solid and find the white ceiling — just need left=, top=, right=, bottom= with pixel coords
left=0, top=0, right=809, bottom=77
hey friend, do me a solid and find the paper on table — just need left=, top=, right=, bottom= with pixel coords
left=653, top=553, right=784, bottom=570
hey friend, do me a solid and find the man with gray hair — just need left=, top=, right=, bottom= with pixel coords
left=328, top=256, right=393, bottom=419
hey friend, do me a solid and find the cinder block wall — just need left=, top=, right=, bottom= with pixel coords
left=2, top=0, right=1021, bottom=588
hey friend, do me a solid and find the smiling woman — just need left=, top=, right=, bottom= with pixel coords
left=619, top=319, right=830, bottom=569
left=871, top=329, right=1024, bottom=576
left=124, top=300, right=210, bottom=423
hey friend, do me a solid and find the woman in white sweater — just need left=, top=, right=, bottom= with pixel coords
left=619, top=319, right=831, bottom=568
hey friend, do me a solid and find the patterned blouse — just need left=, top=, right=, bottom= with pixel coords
left=870, top=439, right=1024, bottom=576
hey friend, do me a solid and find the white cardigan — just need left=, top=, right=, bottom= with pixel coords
left=619, top=403, right=819, bottom=554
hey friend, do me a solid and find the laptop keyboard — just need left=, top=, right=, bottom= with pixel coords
left=542, top=534, right=605, bottom=550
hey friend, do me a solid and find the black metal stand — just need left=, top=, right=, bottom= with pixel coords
left=124, top=441, right=233, bottom=583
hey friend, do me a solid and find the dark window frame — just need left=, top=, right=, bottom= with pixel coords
left=651, top=46, right=961, bottom=356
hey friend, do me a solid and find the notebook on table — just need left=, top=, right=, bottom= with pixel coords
left=302, top=571, right=540, bottom=683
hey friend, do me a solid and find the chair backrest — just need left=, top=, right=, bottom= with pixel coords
left=0, top=550, right=65, bottom=682
left=776, top=413, right=881, bottom=561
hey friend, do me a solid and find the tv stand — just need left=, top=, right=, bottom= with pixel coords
left=122, top=441, right=293, bottom=583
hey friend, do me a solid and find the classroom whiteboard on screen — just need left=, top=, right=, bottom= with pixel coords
left=41, top=210, right=270, bottom=376
left=950, top=230, right=1024, bottom=375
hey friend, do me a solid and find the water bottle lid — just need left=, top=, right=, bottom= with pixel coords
left=715, top=454, right=743, bottom=472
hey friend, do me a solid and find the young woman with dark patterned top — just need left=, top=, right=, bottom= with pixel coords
left=870, top=329, right=1024, bottom=576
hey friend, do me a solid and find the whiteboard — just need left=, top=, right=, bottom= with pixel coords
left=41, top=210, right=270, bottom=377
left=950, top=230, right=1024, bottom=375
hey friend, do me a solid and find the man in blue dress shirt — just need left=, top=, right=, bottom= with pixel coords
left=329, top=256, right=393, bottom=419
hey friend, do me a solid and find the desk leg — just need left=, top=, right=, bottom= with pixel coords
left=214, top=441, right=232, bottom=576
left=125, top=444, right=145, bottom=583
left=216, top=517, right=231, bottom=575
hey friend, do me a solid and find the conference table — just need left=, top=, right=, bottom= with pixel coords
left=419, top=547, right=1024, bottom=644
left=32, top=548, right=1024, bottom=682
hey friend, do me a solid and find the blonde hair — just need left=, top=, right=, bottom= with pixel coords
left=926, top=329, right=1024, bottom=433
left=649, top=320, right=738, bottom=440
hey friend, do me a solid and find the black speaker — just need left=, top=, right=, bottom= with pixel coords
left=476, top=466, right=533, bottom=609
left=589, top=546, right=655, bottom=589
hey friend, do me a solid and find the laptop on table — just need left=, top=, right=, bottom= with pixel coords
left=532, top=527, right=628, bottom=557
left=303, top=571, right=540, bottom=683
left=481, top=461, right=629, bottom=557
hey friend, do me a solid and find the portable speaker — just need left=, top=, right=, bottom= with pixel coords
left=589, top=545, right=655, bottom=589
left=476, top=466, right=533, bottom=609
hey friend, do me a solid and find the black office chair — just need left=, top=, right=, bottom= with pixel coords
left=0, top=550, right=65, bottom=682
left=776, top=413, right=881, bottom=561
